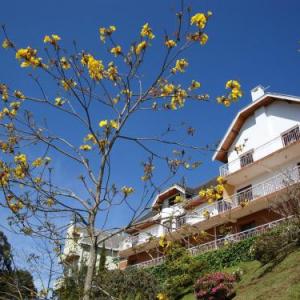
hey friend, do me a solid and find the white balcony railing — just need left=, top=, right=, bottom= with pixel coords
left=220, top=125, right=300, bottom=177
left=203, top=165, right=300, bottom=217
left=130, top=216, right=290, bottom=269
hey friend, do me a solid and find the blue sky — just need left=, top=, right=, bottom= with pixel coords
left=1, top=0, right=300, bottom=282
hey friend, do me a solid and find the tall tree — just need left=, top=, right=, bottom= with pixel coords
left=0, top=2, right=242, bottom=299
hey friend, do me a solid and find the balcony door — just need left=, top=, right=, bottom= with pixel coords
left=236, top=185, right=253, bottom=204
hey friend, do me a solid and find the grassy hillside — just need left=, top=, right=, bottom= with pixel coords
left=181, top=249, right=300, bottom=300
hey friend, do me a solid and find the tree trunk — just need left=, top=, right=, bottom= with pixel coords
left=83, top=219, right=97, bottom=300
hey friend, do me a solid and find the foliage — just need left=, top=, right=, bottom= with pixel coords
left=194, top=272, right=236, bottom=300
left=95, top=267, right=159, bottom=300
left=194, top=237, right=256, bottom=271
left=0, top=230, right=36, bottom=299
left=149, top=245, right=207, bottom=299
left=250, top=221, right=300, bottom=264
left=0, top=230, right=12, bottom=272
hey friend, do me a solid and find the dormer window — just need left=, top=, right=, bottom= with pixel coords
left=282, top=126, right=300, bottom=147
left=240, top=151, right=254, bottom=168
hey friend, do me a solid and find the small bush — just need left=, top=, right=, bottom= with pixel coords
left=194, top=272, right=236, bottom=300
left=250, top=221, right=300, bottom=264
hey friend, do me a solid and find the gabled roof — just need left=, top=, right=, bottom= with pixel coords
left=213, top=92, right=300, bottom=163
left=151, top=184, right=187, bottom=208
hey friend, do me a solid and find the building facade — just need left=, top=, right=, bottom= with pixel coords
left=118, top=86, right=300, bottom=269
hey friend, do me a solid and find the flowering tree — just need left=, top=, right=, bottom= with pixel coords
left=0, top=2, right=242, bottom=299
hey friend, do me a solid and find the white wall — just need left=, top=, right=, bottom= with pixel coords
left=227, top=101, right=300, bottom=173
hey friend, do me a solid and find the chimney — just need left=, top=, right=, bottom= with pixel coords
left=251, top=85, right=265, bottom=102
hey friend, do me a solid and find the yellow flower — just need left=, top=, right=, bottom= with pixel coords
left=200, top=33, right=208, bottom=45
left=99, top=120, right=108, bottom=127
left=60, top=79, right=77, bottom=91
left=2, top=39, right=12, bottom=49
left=32, top=157, right=43, bottom=167
left=87, top=56, right=105, bottom=81
left=225, top=80, right=240, bottom=89
left=80, top=144, right=92, bottom=151
left=14, top=154, right=27, bottom=165
left=84, top=134, right=97, bottom=144
left=172, top=59, right=188, bottom=73
left=16, top=47, right=43, bottom=68
left=14, top=90, right=25, bottom=99
left=199, top=190, right=206, bottom=198
left=60, top=57, right=71, bottom=70
left=165, top=39, right=176, bottom=48
left=45, top=198, right=55, bottom=207
left=106, top=63, right=118, bottom=81
left=161, top=84, right=175, bottom=97
left=135, top=41, right=147, bottom=55
left=55, top=97, right=65, bottom=106
left=99, top=26, right=116, bottom=43
left=217, top=176, right=225, bottom=184
left=191, top=13, right=207, bottom=29
left=122, top=89, right=132, bottom=97
left=110, top=120, right=119, bottom=130
left=121, top=186, right=134, bottom=196
left=110, top=45, right=122, bottom=57
left=140, top=23, right=155, bottom=39
left=44, top=34, right=61, bottom=44
left=14, top=165, right=26, bottom=179
left=10, top=102, right=21, bottom=110
left=190, top=80, right=201, bottom=90
left=34, top=177, right=42, bottom=184
left=0, top=84, right=9, bottom=101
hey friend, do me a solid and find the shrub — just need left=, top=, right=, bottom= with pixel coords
left=250, top=221, right=300, bottom=264
left=149, top=245, right=207, bottom=299
left=95, top=267, right=159, bottom=300
left=194, top=272, right=236, bottom=300
left=194, top=237, right=256, bottom=271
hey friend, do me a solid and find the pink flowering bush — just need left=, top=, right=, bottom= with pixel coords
left=194, top=272, right=236, bottom=300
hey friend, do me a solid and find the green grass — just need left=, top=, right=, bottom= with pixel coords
left=181, top=249, right=300, bottom=300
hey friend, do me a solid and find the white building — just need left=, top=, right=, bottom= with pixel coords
left=118, top=86, right=300, bottom=269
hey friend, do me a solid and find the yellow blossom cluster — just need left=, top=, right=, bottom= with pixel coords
left=14, top=154, right=28, bottom=179
left=54, top=97, right=65, bottom=106
left=99, top=25, right=116, bottom=43
left=14, top=90, right=25, bottom=99
left=81, top=54, right=105, bottom=81
left=190, top=11, right=212, bottom=30
left=189, top=80, right=201, bottom=90
left=106, top=62, right=118, bottom=81
left=121, top=186, right=134, bottom=196
left=110, top=45, right=122, bottom=57
left=32, top=157, right=50, bottom=167
left=16, top=47, right=44, bottom=68
left=172, top=58, right=188, bottom=73
left=202, top=209, right=210, bottom=219
left=140, top=23, right=155, bottom=39
left=157, top=292, right=169, bottom=300
left=2, top=39, right=13, bottom=49
left=99, top=119, right=119, bottom=130
left=165, top=39, right=176, bottom=48
left=198, top=176, right=226, bottom=203
left=217, top=80, right=243, bottom=107
left=43, top=34, right=61, bottom=46
left=169, top=88, right=187, bottom=110
left=158, top=235, right=172, bottom=248
left=0, top=161, right=10, bottom=186
left=135, top=41, right=147, bottom=55
left=0, top=84, right=9, bottom=101
left=79, top=144, right=92, bottom=151
left=60, top=57, right=71, bottom=70
left=84, top=133, right=97, bottom=144
left=60, top=79, right=77, bottom=91
left=160, top=83, right=175, bottom=97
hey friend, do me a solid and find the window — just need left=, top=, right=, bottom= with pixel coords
left=176, top=215, right=186, bottom=228
left=240, top=151, right=254, bottom=168
left=168, top=194, right=179, bottom=206
left=236, top=185, right=253, bottom=204
left=282, top=126, right=300, bottom=147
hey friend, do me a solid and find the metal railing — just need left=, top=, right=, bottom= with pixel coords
left=198, top=165, right=300, bottom=218
left=130, top=216, right=291, bottom=268
left=219, top=125, right=300, bottom=177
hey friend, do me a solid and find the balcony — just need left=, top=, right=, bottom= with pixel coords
left=200, top=164, right=300, bottom=218
left=130, top=216, right=290, bottom=268
left=219, top=125, right=300, bottom=177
